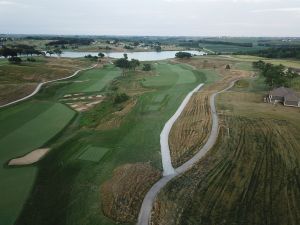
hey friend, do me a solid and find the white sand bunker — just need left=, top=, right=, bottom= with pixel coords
left=8, top=148, right=50, bottom=166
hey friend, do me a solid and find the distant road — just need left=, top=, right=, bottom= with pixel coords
left=137, top=80, right=238, bottom=225
left=0, top=64, right=98, bottom=109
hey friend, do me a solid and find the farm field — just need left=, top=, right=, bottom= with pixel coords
left=152, top=67, right=300, bottom=225
left=0, top=101, right=75, bottom=225
left=11, top=61, right=220, bottom=225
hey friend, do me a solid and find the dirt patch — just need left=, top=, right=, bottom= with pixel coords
left=101, top=163, right=161, bottom=223
left=8, top=148, right=50, bottom=166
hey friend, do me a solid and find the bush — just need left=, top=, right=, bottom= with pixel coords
left=27, top=57, right=36, bottom=62
left=114, top=93, right=129, bottom=104
left=8, top=57, right=22, bottom=64
left=175, top=52, right=192, bottom=58
left=142, top=64, right=151, bottom=71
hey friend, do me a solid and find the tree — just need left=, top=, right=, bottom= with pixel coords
left=8, top=57, right=22, bottom=64
left=114, top=58, right=130, bottom=76
left=53, top=48, right=62, bottom=57
left=142, top=64, right=151, bottom=71
left=129, top=59, right=140, bottom=71
left=124, top=53, right=128, bottom=60
left=98, top=52, right=105, bottom=58
left=114, top=93, right=130, bottom=104
left=0, top=47, right=17, bottom=58
left=175, top=52, right=192, bottom=59
left=46, top=50, right=54, bottom=56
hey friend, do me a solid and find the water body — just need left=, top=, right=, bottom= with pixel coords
left=60, top=50, right=205, bottom=61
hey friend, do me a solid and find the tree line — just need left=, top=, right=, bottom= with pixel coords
left=253, top=60, right=298, bottom=88
left=249, top=46, right=300, bottom=59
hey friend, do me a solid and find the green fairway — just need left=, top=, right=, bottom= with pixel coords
left=0, top=102, right=75, bottom=225
left=59, top=65, right=120, bottom=94
left=78, top=146, right=109, bottom=162
left=142, top=63, right=197, bottom=87
left=14, top=62, right=220, bottom=225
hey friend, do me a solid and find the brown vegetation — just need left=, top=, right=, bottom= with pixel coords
left=152, top=88, right=300, bottom=225
left=169, top=58, right=253, bottom=167
left=0, top=57, right=92, bottom=106
left=101, top=163, right=161, bottom=223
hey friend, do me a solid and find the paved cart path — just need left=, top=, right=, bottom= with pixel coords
left=137, top=80, right=238, bottom=225
left=0, top=64, right=98, bottom=109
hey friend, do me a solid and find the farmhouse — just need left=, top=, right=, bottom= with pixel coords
left=268, top=87, right=300, bottom=107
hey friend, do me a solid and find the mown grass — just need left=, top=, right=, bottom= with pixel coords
left=153, top=70, right=300, bottom=225
left=13, top=62, right=219, bottom=225
left=0, top=101, right=75, bottom=225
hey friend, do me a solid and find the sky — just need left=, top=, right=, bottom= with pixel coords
left=0, top=0, right=299, bottom=37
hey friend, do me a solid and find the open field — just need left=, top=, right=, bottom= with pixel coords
left=0, top=57, right=92, bottom=106
left=0, top=101, right=75, bottom=225
left=168, top=58, right=253, bottom=167
left=152, top=69, right=300, bottom=225
left=11, top=61, right=220, bottom=225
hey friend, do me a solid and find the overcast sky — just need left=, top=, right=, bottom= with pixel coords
left=0, top=0, right=299, bottom=36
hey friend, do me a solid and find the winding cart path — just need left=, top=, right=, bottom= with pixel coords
left=137, top=80, right=238, bottom=225
left=0, top=64, right=98, bottom=109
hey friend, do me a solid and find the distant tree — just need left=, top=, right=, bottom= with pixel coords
left=8, top=57, right=22, bottom=64
left=130, top=59, right=140, bottom=71
left=175, top=52, right=192, bottom=59
left=0, top=47, right=17, bottom=58
left=98, top=52, right=105, bottom=58
left=154, top=46, right=162, bottom=52
left=142, top=63, right=151, bottom=71
left=114, top=58, right=130, bottom=76
left=53, top=48, right=62, bottom=57
left=46, top=50, right=54, bottom=56
left=123, top=53, right=128, bottom=60
left=114, top=93, right=129, bottom=104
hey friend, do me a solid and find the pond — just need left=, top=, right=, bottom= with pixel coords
left=59, top=50, right=206, bottom=61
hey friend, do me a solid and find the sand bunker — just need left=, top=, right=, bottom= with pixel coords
left=62, top=93, right=104, bottom=112
left=8, top=148, right=50, bottom=166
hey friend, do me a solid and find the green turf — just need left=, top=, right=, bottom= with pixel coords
left=0, top=102, right=75, bottom=225
left=13, top=62, right=221, bottom=225
left=78, top=146, right=109, bottom=162
left=142, top=63, right=197, bottom=87
left=58, top=65, right=120, bottom=94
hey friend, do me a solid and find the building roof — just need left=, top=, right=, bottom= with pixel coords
left=269, top=87, right=294, bottom=97
left=285, top=93, right=300, bottom=102
left=269, top=87, right=300, bottom=103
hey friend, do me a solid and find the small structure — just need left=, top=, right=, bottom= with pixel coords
left=268, top=87, right=300, bottom=107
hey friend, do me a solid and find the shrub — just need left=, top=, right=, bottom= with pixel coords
left=142, top=64, right=151, bottom=71
left=114, top=93, right=129, bottom=104
left=8, top=57, right=22, bottom=64
left=175, top=52, right=192, bottom=58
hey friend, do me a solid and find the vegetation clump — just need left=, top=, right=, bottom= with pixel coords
left=175, top=51, right=192, bottom=59
left=101, top=163, right=161, bottom=223
left=253, top=60, right=298, bottom=88
left=142, top=63, right=152, bottom=71
left=114, top=93, right=129, bottom=104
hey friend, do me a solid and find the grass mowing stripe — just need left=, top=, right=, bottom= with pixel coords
left=0, top=101, right=53, bottom=139
left=0, top=102, right=75, bottom=225
left=78, top=146, right=109, bottom=162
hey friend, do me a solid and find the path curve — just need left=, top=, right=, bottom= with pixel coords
left=0, top=64, right=98, bottom=109
left=137, top=79, right=238, bottom=225
left=160, top=83, right=204, bottom=176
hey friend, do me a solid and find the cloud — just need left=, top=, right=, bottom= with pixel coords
left=0, top=0, right=16, bottom=5
left=252, top=7, right=300, bottom=12
left=164, top=0, right=281, bottom=2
